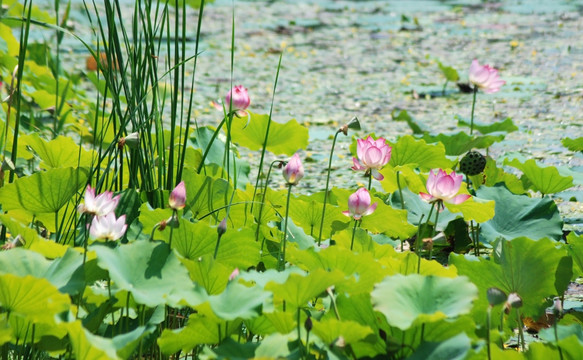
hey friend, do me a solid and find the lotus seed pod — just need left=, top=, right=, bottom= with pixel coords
left=304, top=316, right=313, bottom=332
left=507, top=292, right=523, bottom=309
left=460, top=151, right=486, bottom=176
left=487, top=287, right=507, bottom=307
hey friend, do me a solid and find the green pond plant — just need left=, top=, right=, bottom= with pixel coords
left=0, top=0, right=581, bottom=359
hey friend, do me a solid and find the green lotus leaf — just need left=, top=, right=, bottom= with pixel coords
left=265, top=268, right=344, bottom=310
left=21, top=134, right=97, bottom=169
left=450, top=237, right=572, bottom=318
left=245, top=311, right=296, bottom=336
left=287, top=195, right=347, bottom=241
left=208, top=282, right=271, bottom=321
left=334, top=293, right=386, bottom=357
left=160, top=220, right=260, bottom=269
left=539, top=323, right=583, bottom=344
left=360, top=200, right=417, bottom=239
left=203, top=338, right=259, bottom=360
left=0, top=167, right=88, bottom=214
left=112, top=325, right=156, bottom=359
left=0, top=273, right=71, bottom=324
left=476, top=184, right=563, bottom=242
left=380, top=164, right=427, bottom=195
left=311, top=318, right=373, bottom=346
left=526, top=336, right=583, bottom=360
left=562, top=137, right=583, bottom=152
left=566, top=232, right=583, bottom=278
left=255, top=333, right=295, bottom=358
left=444, top=195, right=495, bottom=223
left=407, top=332, right=472, bottom=360
left=179, top=255, right=231, bottom=295
left=392, top=109, right=427, bottom=134
left=422, top=132, right=505, bottom=156
left=158, top=314, right=241, bottom=354
left=0, top=247, right=85, bottom=295
left=379, top=252, right=458, bottom=278
left=456, top=116, right=518, bottom=134
left=371, top=274, right=477, bottom=330
left=287, top=246, right=389, bottom=294
left=238, top=267, right=305, bottom=288
left=1, top=314, right=68, bottom=347
left=438, top=62, right=460, bottom=82
left=230, top=111, right=309, bottom=155
left=505, top=158, right=574, bottom=195
left=388, top=135, right=454, bottom=170
left=65, top=320, right=120, bottom=360
left=190, top=126, right=249, bottom=189
left=0, top=215, right=69, bottom=258
left=92, top=241, right=207, bottom=308
left=468, top=157, right=525, bottom=195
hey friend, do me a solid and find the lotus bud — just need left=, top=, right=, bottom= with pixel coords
left=351, top=136, right=392, bottom=180
left=342, top=188, right=377, bottom=220
left=304, top=316, right=313, bottom=332
left=282, top=153, right=304, bottom=186
left=487, top=287, right=507, bottom=307
left=169, top=181, right=186, bottom=210
left=225, top=85, right=251, bottom=112
left=217, top=217, right=227, bottom=238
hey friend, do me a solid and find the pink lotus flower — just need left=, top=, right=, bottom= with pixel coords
left=342, top=188, right=378, bottom=220
left=212, top=85, right=250, bottom=117
left=169, top=181, right=186, bottom=210
left=77, top=185, right=120, bottom=216
left=419, top=169, right=471, bottom=208
left=89, top=212, right=127, bottom=241
left=352, top=136, right=392, bottom=181
left=469, top=59, right=505, bottom=94
left=283, top=153, right=304, bottom=186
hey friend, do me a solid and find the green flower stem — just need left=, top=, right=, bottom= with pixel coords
left=442, top=80, right=448, bottom=96
left=471, top=221, right=479, bottom=256
left=516, top=308, right=525, bottom=352
left=305, top=324, right=311, bottom=360
left=470, top=87, right=478, bottom=135
left=350, top=218, right=359, bottom=251
left=367, top=173, right=373, bottom=191
left=196, top=117, right=226, bottom=174
left=555, top=319, right=564, bottom=360
left=499, top=309, right=505, bottom=349
left=486, top=307, right=492, bottom=360
left=108, top=276, right=116, bottom=337
left=429, top=205, right=440, bottom=261
left=396, top=170, right=405, bottom=210
left=278, top=184, right=293, bottom=271
left=415, top=211, right=428, bottom=274
left=255, top=160, right=282, bottom=242
left=317, top=129, right=342, bottom=246
left=296, top=308, right=302, bottom=353
left=168, top=210, right=177, bottom=249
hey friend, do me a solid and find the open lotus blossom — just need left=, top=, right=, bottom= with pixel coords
left=169, top=181, right=186, bottom=210
left=469, top=59, right=505, bottom=94
left=212, top=85, right=250, bottom=117
left=77, top=185, right=120, bottom=216
left=283, top=153, right=304, bottom=185
left=352, top=136, right=392, bottom=181
left=90, top=212, right=127, bottom=241
left=419, top=169, right=471, bottom=208
left=343, top=188, right=378, bottom=220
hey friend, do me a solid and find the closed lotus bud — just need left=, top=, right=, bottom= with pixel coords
left=168, top=181, right=186, bottom=210
left=282, top=153, right=304, bottom=185
left=217, top=217, right=227, bottom=237
left=460, top=151, right=486, bottom=176
left=304, top=316, right=313, bottom=332
left=487, top=287, right=507, bottom=307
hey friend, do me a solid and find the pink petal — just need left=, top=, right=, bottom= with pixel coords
left=419, top=192, right=434, bottom=202
left=450, top=194, right=471, bottom=204
left=364, top=202, right=378, bottom=216
left=371, top=169, right=384, bottom=181
left=363, top=147, right=383, bottom=167
left=342, top=210, right=351, bottom=217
